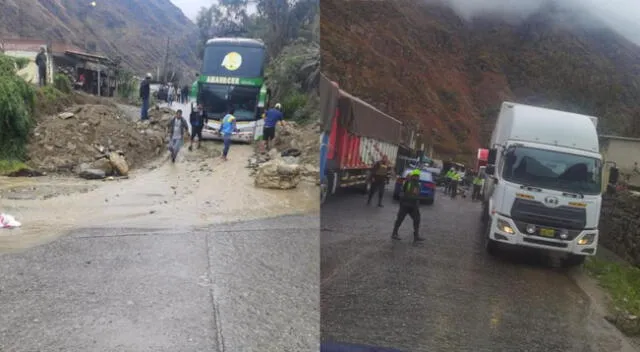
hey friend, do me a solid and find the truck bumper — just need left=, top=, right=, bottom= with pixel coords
left=487, top=215, right=598, bottom=256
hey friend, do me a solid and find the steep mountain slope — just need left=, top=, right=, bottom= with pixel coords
left=321, top=0, right=640, bottom=158
left=0, top=0, right=199, bottom=73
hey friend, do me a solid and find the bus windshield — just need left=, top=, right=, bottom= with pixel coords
left=202, top=45, right=265, bottom=78
left=199, top=84, right=259, bottom=121
left=502, top=146, right=602, bottom=195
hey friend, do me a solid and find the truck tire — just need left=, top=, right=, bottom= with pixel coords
left=484, top=220, right=499, bottom=256
left=320, top=177, right=329, bottom=205
left=564, top=254, right=586, bottom=267
left=481, top=201, right=489, bottom=224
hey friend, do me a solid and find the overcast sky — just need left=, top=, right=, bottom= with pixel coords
left=171, top=0, right=211, bottom=20
left=436, top=0, right=640, bottom=45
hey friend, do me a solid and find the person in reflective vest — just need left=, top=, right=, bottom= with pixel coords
left=367, top=155, right=391, bottom=207
left=444, top=167, right=456, bottom=195
left=472, top=173, right=484, bottom=201
left=450, top=170, right=462, bottom=199
left=391, top=169, right=425, bottom=242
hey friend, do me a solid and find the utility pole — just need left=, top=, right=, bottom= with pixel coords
left=162, top=37, right=170, bottom=83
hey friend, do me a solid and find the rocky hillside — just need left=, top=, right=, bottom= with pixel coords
left=0, top=0, right=199, bottom=74
left=321, top=0, right=640, bottom=158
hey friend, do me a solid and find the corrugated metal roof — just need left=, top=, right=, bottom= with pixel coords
left=1, top=38, right=82, bottom=53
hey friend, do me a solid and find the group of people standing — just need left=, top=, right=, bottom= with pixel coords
left=166, top=84, right=190, bottom=106
left=443, top=166, right=485, bottom=201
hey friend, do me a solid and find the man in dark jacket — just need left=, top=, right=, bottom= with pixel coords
left=367, top=155, right=391, bottom=207
left=391, top=169, right=425, bottom=242
left=188, top=104, right=208, bottom=151
left=35, top=47, right=47, bottom=87
left=139, top=73, right=151, bottom=120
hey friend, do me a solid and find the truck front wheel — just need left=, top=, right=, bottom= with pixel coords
left=484, top=220, right=499, bottom=256
left=564, top=254, right=586, bottom=267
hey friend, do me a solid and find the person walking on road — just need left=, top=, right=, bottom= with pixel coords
left=188, top=104, right=207, bottom=151
left=139, top=73, right=152, bottom=120
left=219, top=107, right=237, bottom=161
left=263, top=103, right=285, bottom=151
left=367, top=155, right=391, bottom=207
left=167, top=84, right=175, bottom=106
left=167, top=109, right=189, bottom=163
left=35, top=47, right=47, bottom=87
left=391, top=169, right=425, bottom=242
left=182, top=85, right=189, bottom=104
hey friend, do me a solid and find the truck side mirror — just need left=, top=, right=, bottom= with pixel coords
left=485, top=165, right=495, bottom=176
left=609, top=167, right=619, bottom=185
left=488, top=148, right=497, bottom=164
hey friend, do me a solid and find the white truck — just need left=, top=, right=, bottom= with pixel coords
left=481, top=102, right=618, bottom=266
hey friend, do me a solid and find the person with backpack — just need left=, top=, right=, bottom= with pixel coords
left=391, top=169, right=425, bottom=242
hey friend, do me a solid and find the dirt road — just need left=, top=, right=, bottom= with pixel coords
left=0, top=102, right=318, bottom=251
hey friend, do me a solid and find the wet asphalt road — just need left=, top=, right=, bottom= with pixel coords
left=320, top=187, right=601, bottom=352
left=0, top=214, right=319, bottom=352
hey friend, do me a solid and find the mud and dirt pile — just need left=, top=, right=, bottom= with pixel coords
left=27, top=104, right=172, bottom=177
left=600, top=192, right=640, bottom=266
left=248, top=121, right=320, bottom=190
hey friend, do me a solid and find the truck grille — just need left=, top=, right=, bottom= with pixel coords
left=510, top=198, right=586, bottom=230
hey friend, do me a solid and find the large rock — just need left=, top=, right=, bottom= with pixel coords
left=108, top=152, right=129, bottom=176
left=91, top=157, right=114, bottom=175
left=79, top=169, right=106, bottom=180
left=254, top=160, right=301, bottom=189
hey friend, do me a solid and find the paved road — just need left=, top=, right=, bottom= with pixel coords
left=320, top=188, right=621, bottom=352
left=0, top=215, right=319, bottom=352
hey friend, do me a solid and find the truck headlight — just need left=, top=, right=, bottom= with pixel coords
left=577, top=233, right=596, bottom=245
left=497, top=219, right=515, bottom=234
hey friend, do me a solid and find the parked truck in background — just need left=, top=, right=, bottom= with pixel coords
left=320, top=74, right=412, bottom=204
left=475, top=148, right=488, bottom=173
left=481, top=102, right=619, bottom=266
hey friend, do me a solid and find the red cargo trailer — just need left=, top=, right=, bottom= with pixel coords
left=320, top=74, right=408, bottom=201
left=475, top=148, right=489, bottom=173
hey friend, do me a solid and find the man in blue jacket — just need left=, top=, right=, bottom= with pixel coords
left=263, top=103, right=284, bottom=150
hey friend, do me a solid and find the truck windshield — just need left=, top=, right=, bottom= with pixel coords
left=502, top=146, right=602, bottom=195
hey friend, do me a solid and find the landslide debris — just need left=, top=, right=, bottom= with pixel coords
left=27, top=104, right=173, bottom=178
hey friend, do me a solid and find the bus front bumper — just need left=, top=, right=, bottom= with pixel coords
left=202, top=128, right=253, bottom=143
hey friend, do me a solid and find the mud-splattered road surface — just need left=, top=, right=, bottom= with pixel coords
left=320, top=188, right=636, bottom=352
left=0, top=103, right=319, bottom=351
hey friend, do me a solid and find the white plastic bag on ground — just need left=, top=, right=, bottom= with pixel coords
left=0, top=213, right=21, bottom=228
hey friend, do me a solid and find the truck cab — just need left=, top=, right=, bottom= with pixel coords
left=481, top=102, right=615, bottom=266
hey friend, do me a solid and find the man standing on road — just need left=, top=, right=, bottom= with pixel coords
left=472, top=172, right=485, bottom=201
left=188, top=104, right=207, bottom=151
left=219, top=107, right=237, bottom=161
left=139, top=73, right=151, bottom=120
left=182, top=85, right=189, bottom=104
left=35, top=47, right=47, bottom=87
left=391, top=169, right=425, bottom=242
left=450, top=169, right=462, bottom=199
left=263, top=103, right=284, bottom=151
left=367, top=155, right=391, bottom=207
left=167, top=109, right=189, bottom=163
left=444, top=167, right=455, bottom=195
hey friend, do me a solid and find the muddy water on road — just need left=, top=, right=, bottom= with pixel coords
left=0, top=144, right=318, bottom=251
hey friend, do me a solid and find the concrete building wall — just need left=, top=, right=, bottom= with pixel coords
left=601, top=137, right=640, bottom=189
left=4, top=49, right=53, bottom=85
